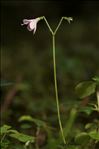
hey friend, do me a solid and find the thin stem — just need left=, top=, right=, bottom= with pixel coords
left=43, top=16, right=54, bottom=35
left=54, top=17, right=64, bottom=35
left=52, top=35, right=66, bottom=144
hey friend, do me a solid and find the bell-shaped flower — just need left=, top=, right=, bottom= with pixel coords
left=21, top=17, right=41, bottom=34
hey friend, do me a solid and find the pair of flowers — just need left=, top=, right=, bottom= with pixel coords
left=21, top=16, right=73, bottom=34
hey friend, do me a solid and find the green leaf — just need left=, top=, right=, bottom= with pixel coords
left=20, top=124, right=32, bottom=129
left=89, top=130, right=99, bottom=141
left=80, top=106, right=94, bottom=115
left=30, top=118, right=46, bottom=127
left=0, top=140, right=10, bottom=148
left=92, top=76, right=99, bottom=84
left=9, top=132, right=35, bottom=143
left=66, top=145, right=79, bottom=149
left=75, top=132, right=90, bottom=145
left=8, top=129, right=19, bottom=133
left=85, top=123, right=93, bottom=130
left=75, top=81, right=96, bottom=98
left=0, top=125, right=11, bottom=135
left=18, top=115, right=34, bottom=122
left=18, top=115, right=46, bottom=127
left=63, top=108, right=77, bottom=138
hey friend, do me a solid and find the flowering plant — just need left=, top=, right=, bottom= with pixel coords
left=21, top=16, right=73, bottom=144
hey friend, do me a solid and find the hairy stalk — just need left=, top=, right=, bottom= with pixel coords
left=52, top=35, right=66, bottom=144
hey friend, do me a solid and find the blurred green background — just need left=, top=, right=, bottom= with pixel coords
left=1, top=1, right=99, bottom=124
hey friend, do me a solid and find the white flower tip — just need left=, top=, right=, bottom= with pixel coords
left=68, top=17, right=73, bottom=24
left=69, top=17, right=73, bottom=21
left=64, top=17, right=73, bottom=23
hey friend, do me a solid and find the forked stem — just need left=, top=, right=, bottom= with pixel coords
left=41, top=16, right=72, bottom=144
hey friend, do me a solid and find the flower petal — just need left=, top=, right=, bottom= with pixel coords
left=21, top=17, right=41, bottom=34
left=21, top=19, right=30, bottom=26
left=27, top=24, right=33, bottom=31
left=33, top=24, right=37, bottom=34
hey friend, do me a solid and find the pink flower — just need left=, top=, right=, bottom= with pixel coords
left=21, top=18, right=40, bottom=34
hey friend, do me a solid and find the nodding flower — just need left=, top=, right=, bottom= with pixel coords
left=21, top=17, right=41, bottom=34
